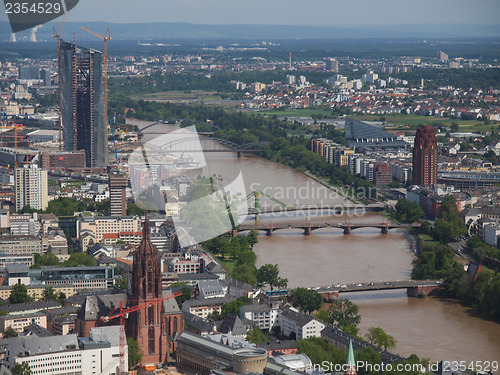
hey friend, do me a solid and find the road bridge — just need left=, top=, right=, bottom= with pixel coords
left=314, top=279, right=445, bottom=300
left=233, top=222, right=420, bottom=236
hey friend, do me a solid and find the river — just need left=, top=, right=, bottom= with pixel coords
left=132, top=119, right=500, bottom=364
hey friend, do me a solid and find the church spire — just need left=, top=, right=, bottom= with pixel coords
left=345, top=339, right=357, bottom=375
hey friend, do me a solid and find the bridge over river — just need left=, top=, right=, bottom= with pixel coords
left=235, top=222, right=421, bottom=236
left=313, top=279, right=446, bottom=300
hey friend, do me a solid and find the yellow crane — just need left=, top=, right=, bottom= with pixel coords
left=80, top=27, right=111, bottom=125
left=53, top=11, right=67, bottom=151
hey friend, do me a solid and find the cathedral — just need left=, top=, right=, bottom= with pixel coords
left=76, top=214, right=184, bottom=366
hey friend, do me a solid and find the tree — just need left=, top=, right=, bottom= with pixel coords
left=291, top=288, right=323, bottom=315
left=395, top=198, right=424, bottom=223
left=246, top=325, right=268, bottom=344
left=127, top=203, right=146, bottom=216
left=42, top=287, right=58, bottom=302
left=221, top=297, right=252, bottom=317
left=3, top=326, right=19, bottom=338
left=9, top=284, right=33, bottom=304
left=32, top=253, right=60, bottom=269
left=256, top=264, right=288, bottom=290
left=246, top=230, right=258, bottom=248
left=232, top=264, right=257, bottom=285
left=127, top=337, right=142, bottom=370
left=365, top=326, right=397, bottom=351
left=175, top=286, right=193, bottom=306
left=62, top=252, right=95, bottom=267
left=328, top=298, right=361, bottom=335
left=12, top=362, right=31, bottom=375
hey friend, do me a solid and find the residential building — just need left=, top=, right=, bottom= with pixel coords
left=193, top=280, right=225, bottom=299
left=484, top=223, right=500, bottom=247
left=108, top=172, right=128, bottom=217
left=15, top=165, right=48, bottom=211
left=279, top=307, right=325, bottom=340
left=0, top=312, right=47, bottom=334
left=374, top=163, right=392, bottom=186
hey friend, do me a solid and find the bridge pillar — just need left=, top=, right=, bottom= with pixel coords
left=266, top=229, right=273, bottom=236
left=254, top=214, right=260, bottom=224
left=381, top=226, right=389, bottom=234
left=407, top=286, right=436, bottom=298
left=343, top=227, right=351, bottom=235
left=304, top=227, right=311, bottom=235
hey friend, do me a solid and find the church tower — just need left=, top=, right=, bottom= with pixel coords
left=128, top=214, right=169, bottom=365
left=345, top=339, right=357, bottom=375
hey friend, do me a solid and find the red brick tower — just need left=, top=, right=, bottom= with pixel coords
left=128, top=214, right=169, bottom=365
left=412, top=125, right=438, bottom=186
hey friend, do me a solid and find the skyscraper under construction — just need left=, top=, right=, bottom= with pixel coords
left=60, top=40, right=108, bottom=168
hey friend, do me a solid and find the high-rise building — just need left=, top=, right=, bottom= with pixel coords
left=60, top=40, right=108, bottom=168
left=374, top=163, right=392, bottom=186
left=109, top=172, right=128, bottom=216
left=326, top=58, right=339, bottom=72
left=18, top=65, right=40, bottom=80
left=15, top=164, right=48, bottom=212
left=438, top=51, right=449, bottom=62
left=412, top=125, right=438, bottom=186
left=39, top=68, right=51, bottom=86
left=127, top=215, right=183, bottom=365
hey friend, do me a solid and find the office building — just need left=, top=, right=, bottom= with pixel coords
left=326, top=58, right=339, bottom=72
left=412, top=125, right=438, bottom=185
left=60, top=40, right=108, bottom=168
left=39, top=68, right=51, bottom=86
left=108, top=172, right=128, bottom=216
left=18, top=65, right=40, bottom=80
left=4, top=326, right=126, bottom=375
left=15, top=165, right=48, bottom=211
left=0, top=235, right=42, bottom=255
left=40, top=150, right=86, bottom=170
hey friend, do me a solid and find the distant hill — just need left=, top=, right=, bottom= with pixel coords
left=1, top=21, right=499, bottom=41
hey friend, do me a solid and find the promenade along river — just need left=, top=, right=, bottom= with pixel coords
left=135, top=120, right=500, bottom=364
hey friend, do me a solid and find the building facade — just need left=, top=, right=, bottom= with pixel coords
left=60, top=40, right=108, bottom=168
left=15, top=165, right=48, bottom=211
left=108, top=173, right=128, bottom=216
left=412, top=125, right=438, bottom=185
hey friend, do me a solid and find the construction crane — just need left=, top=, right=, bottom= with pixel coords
left=53, top=11, right=67, bottom=151
left=80, top=27, right=111, bottom=124
left=99, top=291, right=182, bottom=375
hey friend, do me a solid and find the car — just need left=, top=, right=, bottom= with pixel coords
left=356, top=283, right=363, bottom=287
left=369, top=282, right=374, bottom=286
left=436, top=281, right=443, bottom=284
left=326, top=285, right=331, bottom=289
left=335, top=284, right=341, bottom=288
left=340, top=284, right=347, bottom=288
left=385, top=282, right=390, bottom=285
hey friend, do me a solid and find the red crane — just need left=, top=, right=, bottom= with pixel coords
left=99, top=291, right=182, bottom=375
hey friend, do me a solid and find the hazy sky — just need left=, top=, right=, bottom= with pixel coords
left=0, top=0, right=499, bottom=25
left=37, top=0, right=500, bottom=25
